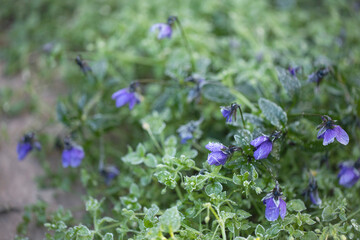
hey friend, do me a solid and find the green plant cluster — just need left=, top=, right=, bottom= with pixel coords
left=2, top=0, right=360, bottom=239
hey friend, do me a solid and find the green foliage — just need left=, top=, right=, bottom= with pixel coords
left=2, top=0, right=360, bottom=239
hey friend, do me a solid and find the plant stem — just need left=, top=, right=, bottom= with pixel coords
left=206, top=204, right=226, bottom=240
left=175, top=17, right=196, bottom=72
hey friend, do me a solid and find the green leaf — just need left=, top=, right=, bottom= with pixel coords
left=85, top=197, right=102, bottom=213
left=144, top=153, right=158, bottom=168
left=159, top=207, right=181, bottom=233
left=122, top=143, right=147, bottom=165
left=322, top=205, right=337, bottom=222
left=103, top=233, right=113, bottom=240
left=255, top=224, right=266, bottom=238
left=234, top=129, right=252, bottom=147
left=287, top=199, right=306, bottom=212
left=73, top=225, right=94, bottom=240
left=276, top=67, right=301, bottom=97
left=237, top=210, right=252, bottom=220
left=184, top=175, right=209, bottom=192
left=142, top=112, right=166, bottom=135
left=97, top=217, right=117, bottom=226
left=144, top=204, right=160, bottom=228
left=202, top=83, right=236, bottom=103
left=351, top=219, right=360, bottom=232
left=205, top=182, right=223, bottom=196
left=154, top=170, right=177, bottom=189
left=258, top=98, right=287, bottom=128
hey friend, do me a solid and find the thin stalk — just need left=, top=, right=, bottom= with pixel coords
left=174, top=17, right=196, bottom=72
left=238, top=105, right=246, bottom=128
left=207, top=205, right=226, bottom=240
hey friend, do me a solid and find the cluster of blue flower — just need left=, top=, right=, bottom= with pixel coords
left=16, top=17, right=358, bottom=223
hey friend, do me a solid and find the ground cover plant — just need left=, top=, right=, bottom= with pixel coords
left=1, top=0, right=360, bottom=239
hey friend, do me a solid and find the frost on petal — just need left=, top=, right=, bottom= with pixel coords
left=111, top=88, right=128, bottom=100
left=334, top=125, right=349, bottom=145
left=253, top=141, right=272, bottom=160
left=279, top=198, right=287, bottom=219
left=322, top=128, right=336, bottom=146
left=70, top=146, right=85, bottom=167
left=207, top=152, right=228, bottom=166
left=250, top=136, right=269, bottom=148
left=17, top=142, right=32, bottom=160
left=205, top=142, right=225, bottom=152
left=264, top=197, right=279, bottom=221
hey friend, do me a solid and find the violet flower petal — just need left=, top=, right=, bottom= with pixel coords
left=253, top=140, right=273, bottom=160
left=207, top=152, right=228, bottom=166
left=17, top=142, right=32, bottom=160
left=205, top=142, right=225, bottom=152
left=279, top=198, right=287, bottom=219
left=334, top=125, right=349, bottom=145
left=323, top=128, right=336, bottom=146
left=264, top=197, right=280, bottom=221
left=250, top=136, right=270, bottom=148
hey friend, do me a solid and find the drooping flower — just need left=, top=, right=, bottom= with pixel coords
left=150, top=23, right=172, bottom=39
left=112, top=82, right=141, bottom=110
left=186, top=76, right=206, bottom=103
left=303, top=173, right=322, bottom=205
left=100, top=165, right=120, bottom=185
left=262, top=182, right=287, bottom=221
left=75, top=55, right=92, bottom=74
left=220, top=103, right=242, bottom=123
left=177, top=118, right=203, bottom=144
left=205, top=142, right=229, bottom=166
left=250, top=136, right=273, bottom=160
left=17, top=132, right=41, bottom=160
left=62, top=138, right=85, bottom=168
left=316, top=116, right=349, bottom=146
left=150, top=16, right=176, bottom=40
left=205, top=142, right=239, bottom=166
left=307, top=68, right=329, bottom=87
left=288, top=66, right=300, bottom=77
left=338, top=160, right=360, bottom=188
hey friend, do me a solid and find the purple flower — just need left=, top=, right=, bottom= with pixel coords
left=288, top=66, right=300, bottom=77
left=262, top=182, right=286, bottom=221
left=250, top=136, right=273, bottom=160
left=62, top=138, right=85, bottom=168
left=338, top=161, right=360, bottom=188
left=112, top=82, right=141, bottom=110
left=186, top=76, right=206, bottom=103
left=100, top=165, right=120, bottom=185
left=220, top=103, right=241, bottom=123
left=17, top=132, right=41, bottom=160
left=317, top=116, right=349, bottom=146
left=205, top=142, right=229, bottom=166
left=307, top=68, right=329, bottom=87
left=303, top=175, right=322, bottom=205
left=150, top=23, right=172, bottom=39
left=177, top=119, right=202, bottom=144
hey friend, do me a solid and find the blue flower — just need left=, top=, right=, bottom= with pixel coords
left=150, top=23, right=172, bottom=39
left=338, top=161, right=360, bottom=188
left=220, top=103, right=241, bottom=123
left=250, top=136, right=273, bottom=160
left=262, top=182, right=286, bottom=221
left=100, top=165, right=120, bottom=185
left=177, top=119, right=202, bottom=144
left=307, top=68, right=329, bottom=86
left=205, top=142, right=229, bottom=166
left=303, top=174, right=322, bottom=205
left=288, top=66, right=300, bottom=77
left=317, top=116, right=349, bottom=146
left=62, top=138, right=85, bottom=168
left=112, top=82, right=141, bottom=110
left=17, top=132, right=41, bottom=160
left=186, top=76, right=206, bottom=103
